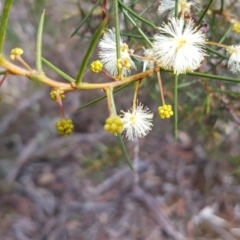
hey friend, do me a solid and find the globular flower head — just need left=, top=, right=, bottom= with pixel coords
left=152, top=17, right=206, bottom=75
left=90, top=60, right=103, bottom=73
left=121, top=103, right=153, bottom=141
left=98, top=29, right=136, bottom=76
left=56, top=119, right=74, bottom=135
left=104, top=115, right=123, bottom=135
left=226, top=45, right=240, bottom=74
left=158, top=105, right=174, bottom=119
left=10, top=48, right=24, bottom=60
left=158, top=0, right=199, bottom=17
left=233, top=22, right=240, bottom=34
left=50, top=89, right=65, bottom=101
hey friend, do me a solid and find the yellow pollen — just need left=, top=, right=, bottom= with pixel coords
left=177, top=38, right=187, bottom=49
left=130, top=115, right=136, bottom=124
left=121, top=43, right=129, bottom=52
left=227, top=46, right=240, bottom=55
left=10, top=48, right=24, bottom=60
left=179, top=0, right=191, bottom=14
left=233, top=22, right=240, bottom=33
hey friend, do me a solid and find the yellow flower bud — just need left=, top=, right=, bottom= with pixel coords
left=104, top=115, right=123, bottom=135
left=233, top=22, right=240, bottom=34
left=90, top=60, right=103, bottom=73
left=158, top=105, right=174, bottom=119
left=10, top=48, right=24, bottom=60
left=56, top=119, right=74, bottom=135
left=50, top=89, right=65, bottom=101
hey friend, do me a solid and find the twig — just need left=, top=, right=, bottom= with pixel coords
left=6, top=137, right=39, bottom=183
left=221, top=94, right=240, bottom=126
left=0, top=89, right=46, bottom=136
left=131, top=185, right=186, bottom=240
left=32, top=131, right=107, bottom=157
left=92, top=160, right=149, bottom=196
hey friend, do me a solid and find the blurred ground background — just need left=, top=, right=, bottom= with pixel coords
left=1, top=0, right=240, bottom=239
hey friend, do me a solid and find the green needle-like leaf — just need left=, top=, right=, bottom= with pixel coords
left=206, top=46, right=228, bottom=59
left=116, top=135, right=134, bottom=172
left=0, top=0, right=13, bottom=54
left=70, top=0, right=101, bottom=38
left=162, top=69, right=240, bottom=84
left=114, top=0, right=121, bottom=61
left=175, top=0, right=179, bottom=17
left=77, top=83, right=132, bottom=111
left=122, top=32, right=151, bottom=40
left=36, top=10, right=45, bottom=72
left=120, top=7, right=152, bottom=47
left=118, top=0, right=156, bottom=28
left=177, top=80, right=200, bottom=88
left=75, top=17, right=108, bottom=85
left=218, top=25, right=232, bottom=44
left=139, top=0, right=158, bottom=16
left=196, top=0, right=214, bottom=26
left=42, top=57, right=75, bottom=82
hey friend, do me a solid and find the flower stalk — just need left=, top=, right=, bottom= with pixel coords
left=132, top=81, right=140, bottom=110
left=0, top=71, right=9, bottom=88
left=157, top=71, right=165, bottom=105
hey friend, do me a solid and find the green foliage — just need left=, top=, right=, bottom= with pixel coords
left=36, top=10, right=45, bottom=72
left=0, top=0, right=13, bottom=53
left=75, top=17, right=108, bottom=85
left=70, top=0, right=102, bottom=38
left=1, top=0, right=240, bottom=171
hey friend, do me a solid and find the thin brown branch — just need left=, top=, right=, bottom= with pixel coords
left=131, top=185, right=186, bottom=240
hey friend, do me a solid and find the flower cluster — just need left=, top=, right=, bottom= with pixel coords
left=152, top=17, right=206, bottom=75
left=103, top=103, right=154, bottom=141
left=91, top=1, right=240, bottom=78
left=7, top=1, right=240, bottom=140
left=121, top=103, right=153, bottom=141
left=104, top=115, right=123, bottom=135
left=10, top=48, right=23, bottom=60
left=158, top=105, right=174, bottom=119
left=50, top=89, right=65, bottom=101
left=90, top=60, right=103, bottom=73
left=233, top=22, right=240, bottom=34
left=98, top=29, right=136, bottom=76
left=55, top=119, right=74, bottom=135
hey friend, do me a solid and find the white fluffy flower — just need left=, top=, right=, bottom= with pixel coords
left=226, top=45, right=240, bottom=74
left=158, top=0, right=199, bottom=16
left=121, top=103, right=153, bottom=141
left=152, top=17, right=206, bottom=74
left=98, top=28, right=136, bottom=76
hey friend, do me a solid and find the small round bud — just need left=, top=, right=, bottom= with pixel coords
left=120, top=43, right=129, bottom=52
left=104, top=115, right=123, bottom=135
left=117, top=59, right=123, bottom=70
left=55, top=119, right=74, bottom=135
left=158, top=105, right=174, bottom=119
left=233, top=22, right=240, bottom=34
left=50, top=89, right=65, bottom=101
left=123, top=58, right=131, bottom=69
left=90, top=60, right=103, bottom=73
left=10, top=48, right=24, bottom=60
